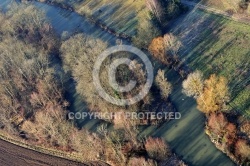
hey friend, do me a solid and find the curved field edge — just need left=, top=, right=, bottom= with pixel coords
left=0, top=131, right=109, bottom=165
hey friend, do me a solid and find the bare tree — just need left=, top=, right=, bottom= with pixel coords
left=163, top=33, right=182, bottom=57
left=182, top=70, right=204, bottom=98
left=155, top=69, right=172, bottom=99
left=146, top=0, right=164, bottom=23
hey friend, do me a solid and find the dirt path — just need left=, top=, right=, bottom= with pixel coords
left=182, top=0, right=250, bottom=25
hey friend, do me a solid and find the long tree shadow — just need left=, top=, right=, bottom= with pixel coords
left=140, top=4, right=241, bottom=165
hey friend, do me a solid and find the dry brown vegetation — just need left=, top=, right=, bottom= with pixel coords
left=0, top=3, right=104, bottom=163
left=148, top=37, right=166, bottom=64
left=0, top=2, right=188, bottom=166
left=235, top=139, right=250, bottom=162
left=128, top=157, right=156, bottom=166
left=206, top=113, right=250, bottom=165
left=0, top=4, right=60, bottom=136
left=240, top=121, right=250, bottom=139
left=60, top=33, right=153, bottom=115
left=145, top=137, right=171, bottom=161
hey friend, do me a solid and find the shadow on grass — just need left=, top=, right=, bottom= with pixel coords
left=168, top=5, right=250, bottom=115
left=139, top=5, right=237, bottom=165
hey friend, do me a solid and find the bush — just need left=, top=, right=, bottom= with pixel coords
left=128, top=157, right=156, bottom=166
left=148, top=34, right=181, bottom=65
left=145, top=137, right=171, bottom=160
left=239, top=0, right=249, bottom=11
left=235, top=139, right=250, bottom=162
left=240, top=121, right=250, bottom=138
left=207, top=113, right=228, bottom=135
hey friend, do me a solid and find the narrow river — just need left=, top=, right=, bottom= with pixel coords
left=0, top=1, right=235, bottom=165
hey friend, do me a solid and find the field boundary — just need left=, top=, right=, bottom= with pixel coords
left=21, top=0, right=132, bottom=41
left=0, top=132, right=108, bottom=166
left=182, top=0, right=250, bottom=25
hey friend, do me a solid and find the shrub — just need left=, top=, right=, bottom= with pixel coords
left=146, top=0, right=164, bottom=23
left=239, top=0, right=249, bottom=11
left=240, top=121, right=250, bottom=138
left=163, top=33, right=182, bottom=57
left=128, top=157, right=156, bottom=166
left=207, top=113, right=228, bottom=136
left=235, top=139, right=250, bottom=162
left=146, top=0, right=186, bottom=26
left=145, top=137, right=171, bottom=160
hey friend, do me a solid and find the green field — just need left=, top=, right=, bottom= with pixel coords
left=170, top=9, right=250, bottom=118
left=202, top=0, right=240, bottom=11
left=47, top=0, right=149, bottom=36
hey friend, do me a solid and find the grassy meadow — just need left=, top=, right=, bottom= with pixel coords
left=47, top=0, right=149, bottom=36
left=201, top=0, right=240, bottom=12
left=170, top=9, right=250, bottom=118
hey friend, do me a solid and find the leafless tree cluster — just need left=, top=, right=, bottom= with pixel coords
left=0, top=37, right=58, bottom=135
left=1, top=3, right=58, bottom=52
left=0, top=3, right=185, bottom=165
left=60, top=34, right=152, bottom=115
left=0, top=3, right=66, bottom=145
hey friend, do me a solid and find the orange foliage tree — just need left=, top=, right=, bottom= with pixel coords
left=148, top=34, right=181, bottom=65
left=197, top=74, right=230, bottom=113
left=148, top=37, right=166, bottom=64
